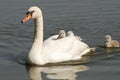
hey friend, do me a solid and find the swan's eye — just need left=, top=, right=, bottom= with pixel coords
left=26, top=11, right=35, bottom=16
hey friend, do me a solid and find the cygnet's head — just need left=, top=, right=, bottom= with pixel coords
left=67, top=31, right=74, bottom=36
left=105, top=35, right=111, bottom=42
left=59, top=30, right=66, bottom=37
left=21, top=6, right=42, bottom=23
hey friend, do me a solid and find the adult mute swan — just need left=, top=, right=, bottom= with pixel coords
left=105, top=35, right=120, bottom=48
left=21, top=6, right=93, bottom=65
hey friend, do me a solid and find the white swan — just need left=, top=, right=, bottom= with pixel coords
left=21, top=6, right=93, bottom=65
left=105, top=35, right=120, bottom=48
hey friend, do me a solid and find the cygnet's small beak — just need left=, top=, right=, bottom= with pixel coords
left=21, top=13, right=32, bottom=23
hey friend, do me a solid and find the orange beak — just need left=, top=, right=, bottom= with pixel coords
left=21, top=13, right=32, bottom=23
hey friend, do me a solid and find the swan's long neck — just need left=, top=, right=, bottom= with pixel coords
left=28, top=16, right=44, bottom=64
left=33, top=17, right=43, bottom=48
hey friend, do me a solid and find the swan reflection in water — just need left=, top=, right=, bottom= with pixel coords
left=26, top=56, right=89, bottom=80
left=26, top=64, right=89, bottom=80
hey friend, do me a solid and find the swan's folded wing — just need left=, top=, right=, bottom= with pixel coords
left=43, top=35, right=75, bottom=53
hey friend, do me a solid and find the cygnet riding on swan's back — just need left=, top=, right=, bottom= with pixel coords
left=51, top=30, right=66, bottom=40
left=57, top=30, right=66, bottom=39
left=105, top=35, right=120, bottom=48
left=21, top=6, right=93, bottom=65
left=57, top=30, right=83, bottom=41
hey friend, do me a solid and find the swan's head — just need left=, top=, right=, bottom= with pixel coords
left=21, top=6, right=42, bottom=23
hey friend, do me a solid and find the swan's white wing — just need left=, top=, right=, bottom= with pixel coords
left=43, top=34, right=89, bottom=55
left=42, top=36, right=90, bottom=62
left=43, top=35, right=75, bottom=53
left=67, top=39, right=90, bottom=60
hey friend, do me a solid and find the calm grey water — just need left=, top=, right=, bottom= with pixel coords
left=0, top=0, right=120, bottom=80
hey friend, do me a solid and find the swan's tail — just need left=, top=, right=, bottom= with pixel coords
left=81, top=47, right=96, bottom=56
left=81, top=48, right=91, bottom=56
left=90, top=47, right=96, bottom=52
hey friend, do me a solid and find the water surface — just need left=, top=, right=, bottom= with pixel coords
left=0, top=0, right=120, bottom=80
